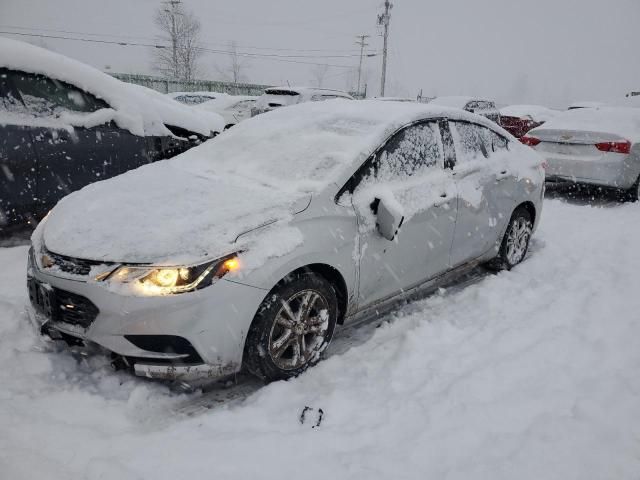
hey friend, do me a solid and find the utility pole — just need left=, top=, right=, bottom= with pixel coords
left=377, top=0, right=392, bottom=96
left=163, top=0, right=182, bottom=79
left=355, top=34, right=370, bottom=98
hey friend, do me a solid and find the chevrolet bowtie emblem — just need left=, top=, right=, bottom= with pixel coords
left=41, top=254, right=54, bottom=268
left=561, top=134, right=573, bottom=141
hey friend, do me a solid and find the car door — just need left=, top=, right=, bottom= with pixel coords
left=8, top=70, right=150, bottom=208
left=449, top=120, right=515, bottom=266
left=348, top=121, right=458, bottom=309
left=0, top=69, right=41, bottom=229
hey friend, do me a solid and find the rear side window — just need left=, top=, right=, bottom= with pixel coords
left=6, top=70, right=108, bottom=117
left=351, top=122, right=444, bottom=191
left=451, top=122, right=491, bottom=162
left=488, top=130, right=509, bottom=152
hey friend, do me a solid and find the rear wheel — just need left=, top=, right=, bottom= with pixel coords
left=487, top=207, right=533, bottom=271
left=244, top=273, right=338, bottom=382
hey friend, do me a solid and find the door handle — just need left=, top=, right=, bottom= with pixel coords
left=496, top=170, right=510, bottom=181
left=435, top=193, right=450, bottom=208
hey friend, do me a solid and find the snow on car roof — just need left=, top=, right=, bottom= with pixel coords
left=429, top=96, right=477, bottom=109
left=500, top=105, right=559, bottom=122
left=174, top=98, right=503, bottom=192
left=530, top=107, right=640, bottom=142
left=0, top=38, right=224, bottom=136
left=264, top=86, right=353, bottom=98
left=195, top=95, right=256, bottom=112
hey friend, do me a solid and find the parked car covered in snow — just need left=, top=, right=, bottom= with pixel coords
left=499, top=104, right=559, bottom=139
left=27, top=100, right=544, bottom=382
left=0, top=38, right=224, bottom=233
left=196, top=95, right=257, bottom=129
left=251, top=86, right=353, bottom=116
left=166, top=91, right=221, bottom=105
left=429, top=96, right=500, bottom=123
left=523, top=107, right=640, bottom=200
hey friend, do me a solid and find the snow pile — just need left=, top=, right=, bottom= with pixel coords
left=500, top=104, right=559, bottom=122
left=2, top=199, right=640, bottom=479
left=0, top=37, right=224, bottom=136
left=530, top=107, right=640, bottom=142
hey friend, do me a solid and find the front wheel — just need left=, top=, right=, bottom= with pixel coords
left=487, top=207, right=533, bottom=271
left=244, top=273, right=338, bottom=382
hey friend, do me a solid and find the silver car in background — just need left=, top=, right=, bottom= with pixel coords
left=523, top=107, right=640, bottom=201
left=251, top=86, right=354, bottom=116
left=27, top=101, right=544, bottom=383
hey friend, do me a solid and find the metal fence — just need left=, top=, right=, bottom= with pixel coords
left=109, top=73, right=269, bottom=96
left=110, top=72, right=365, bottom=99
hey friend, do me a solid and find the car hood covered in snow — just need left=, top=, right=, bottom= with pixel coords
left=41, top=99, right=511, bottom=264
left=0, top=38, right=224, bottom=137
left=41, top=161, right=310, bottom=264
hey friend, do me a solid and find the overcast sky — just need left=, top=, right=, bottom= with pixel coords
left=1, top=0, right=638, bottom=107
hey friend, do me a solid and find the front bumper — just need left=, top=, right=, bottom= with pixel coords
left=27, top=250, right=269, bottom=381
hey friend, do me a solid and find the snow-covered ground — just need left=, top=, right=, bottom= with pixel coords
left=1, top=195, right=639, bottom=479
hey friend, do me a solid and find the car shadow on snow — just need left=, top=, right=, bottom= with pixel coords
left=544, top=182, right=629, bottom=207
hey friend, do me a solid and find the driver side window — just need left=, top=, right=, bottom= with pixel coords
left=7, top=70, right=108, bottom=117
left=356, top=121, right=443, bottom=189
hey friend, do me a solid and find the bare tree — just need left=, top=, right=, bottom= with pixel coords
left=310, top=64, right=330, bottom=88
left=153, top=1, right=203, bottom=81
left=214, top=41, right=249, bottom=89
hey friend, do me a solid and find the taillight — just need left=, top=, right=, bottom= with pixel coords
left=520, top=135, right=541, bottom=146
left=595, top=140, right=631, bottom=154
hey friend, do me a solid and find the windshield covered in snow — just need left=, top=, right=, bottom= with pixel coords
left=174, top=100, right=425, bottom=192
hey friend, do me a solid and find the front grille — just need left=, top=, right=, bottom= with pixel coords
left=45, top=250, right=110, bottom=276
left=53, top=288, right=99, bottom=328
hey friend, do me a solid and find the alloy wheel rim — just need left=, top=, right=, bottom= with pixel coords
left=268, top=289, right=330, bottom=370
left=505, top=217, right=532, bottom=265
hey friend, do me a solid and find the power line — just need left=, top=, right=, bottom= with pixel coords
left=0, top=24, right=375, bottom=54
left=0, top=31, right=372, bottom=69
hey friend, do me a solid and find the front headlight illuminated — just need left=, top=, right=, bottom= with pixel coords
left=105, top=254, right=240, bottom=295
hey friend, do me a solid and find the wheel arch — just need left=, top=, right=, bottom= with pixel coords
left=515, top=200, right=536, bottom=224
left=274, top=263, right=349, bottom=325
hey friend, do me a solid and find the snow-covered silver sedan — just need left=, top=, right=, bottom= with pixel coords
left=523, top=107, right=640, bottom=201
left=27, top=100, right=545, bottom=382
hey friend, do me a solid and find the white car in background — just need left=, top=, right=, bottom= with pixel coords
left=251, top=86, right=353, bottom=116
left=196, top=95, right=257, bottom=129
left=429, top=96, right=500, bottom=123
left=167, top=91, right=222, bottom=105
left=523, top=107, right=640, bottom=201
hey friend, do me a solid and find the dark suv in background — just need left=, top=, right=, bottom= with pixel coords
left=0, top=46, right=223, bottom=235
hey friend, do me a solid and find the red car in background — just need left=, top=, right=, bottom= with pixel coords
left=499, top=105, right=558, bottom=138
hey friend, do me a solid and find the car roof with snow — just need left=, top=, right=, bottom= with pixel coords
left=263, top=86, right=354, bottom=98
left=500, top=104, right=559, bottom=122
left=530, top=106, right=640, bottom=143
left=0, top=38, right=224, bottom=137
left=195, top=95, right=257, bottom=111
left=429, top=96, right=495, bottom=109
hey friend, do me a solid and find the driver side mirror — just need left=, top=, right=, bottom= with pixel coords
left=374, top=196, right=405, bottom=241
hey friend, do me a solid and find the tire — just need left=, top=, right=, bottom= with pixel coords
left=626, top=175, right=640, bottom=202
left=487, top=207, right=533, bottom=271
left=244, top=272, right=338, bottom=382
